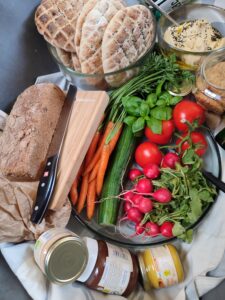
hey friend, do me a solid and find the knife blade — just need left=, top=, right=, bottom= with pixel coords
left=31, top=84, right=77, bottom=224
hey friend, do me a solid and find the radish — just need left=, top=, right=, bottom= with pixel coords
left=161, top=152, right=180, bottom=169
left=124, top=201, right=132, bottom=213
left=123, top=191, right=134, bottom=202
left=135, top=178, right=153, bottom=194
left=145, top=222, right=160, bottom=237
left=152, top=188, right=172, bottom=203
left=138, top=197, right=153, bottom=213
left=135, top=223, right=145, bottom=235
left=160, top=222, right=174, bottom=237
left=128, top=168, right=143, bottom=181
left=143, top=163, right=160, bottom=179
left=127, top=208, right=143, bottom=223
left=132, top=194, right=143, bottom=205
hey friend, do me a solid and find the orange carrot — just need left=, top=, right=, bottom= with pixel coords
left=70, top=179, right=78, bottom=205
left=76, top=175, right=89, bottom=213
left=87, top=179, right=96, bottom=220
left=96, top=124, right=123, bottom=195
left=69, top=162, right=84, bottom=205
left=89, top=160, right=100, bottom=182
left=108, top=124, right=123, bottom=154
left=84, top=130, right=101, bottom=167
left=83, top=121, right=114, bottom=175
left=96, top=144, right=110, bottom=196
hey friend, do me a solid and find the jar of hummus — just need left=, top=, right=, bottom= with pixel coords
left=138, top=244, right=184, bottom=290
left=34, top=228, right=88, bottom=284
left=195, top=48, right=225, bottom=115
left=77, top=237, right=139, bottom=297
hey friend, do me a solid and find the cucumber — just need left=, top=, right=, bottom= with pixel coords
left=98, top=125, right=137, bottom=225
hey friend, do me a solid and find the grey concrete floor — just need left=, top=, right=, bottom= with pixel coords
left=1, top=0, right=225, bottom=299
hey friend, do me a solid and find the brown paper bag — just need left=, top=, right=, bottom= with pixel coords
left=0, top=174, right=71, bottom=243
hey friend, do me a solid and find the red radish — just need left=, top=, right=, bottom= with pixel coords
left=132, top=194, right=143, bottom=205
left=127, top=208, right=143, bottom=223
left=124, top=201, right=132, bottom=213
left=152, top=188, right=172, bottom=203
left=138, top=197, right=153, bottom=213
left=162, top=152, right=180, bottom=169
left=128, top=168, right=143, bottom=181
left=143, top=163, right=160, bottom=179
left=123, top=191, right=134, bottom=202
left=145, top=222, right=160, bottom=237
left=160, top=222, right=174, bottom=237
left=135, top=178, right=153, bottom=194
left=135, top=223, right=145, bottom=235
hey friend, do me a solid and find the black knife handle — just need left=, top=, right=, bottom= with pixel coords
left=31, top=155, right=59, bottom=224
left=202, top=170, right=225, bottom=193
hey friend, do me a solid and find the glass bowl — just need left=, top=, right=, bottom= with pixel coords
left=72, top=128, right=221, bottom=248
left=47, top=0, right=156, bottom=91
left=158, top=4, right=225, bottom=71
left=194, top=48, right=225, bottom=115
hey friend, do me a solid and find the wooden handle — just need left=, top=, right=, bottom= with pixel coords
left=49, top=90, right=109, bottom=210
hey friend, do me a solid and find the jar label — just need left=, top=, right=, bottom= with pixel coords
left=149, top=245, right=178, bottom=287
left=97, top=243, right=133, bottom=295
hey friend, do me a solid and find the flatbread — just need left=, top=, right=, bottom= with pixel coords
left=35, top=0, right=88, bottom=52
left=78, top=0, right=125, bottom=74
left=102, top=5, right=155, bottom=74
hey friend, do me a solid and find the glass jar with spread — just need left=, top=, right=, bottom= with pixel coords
left=195, top=48, right=225, bottom=116
left=138, top=244, right=184, bottom=290
left=34, top=228, right=88, bottom=284
left=77, top=237, right=139, bottom=297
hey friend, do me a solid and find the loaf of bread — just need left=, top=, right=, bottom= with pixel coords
left=0, top=83, right=65, bottom=180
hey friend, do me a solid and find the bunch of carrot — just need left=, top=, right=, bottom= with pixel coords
left=70, top=119, right=123, bottom=220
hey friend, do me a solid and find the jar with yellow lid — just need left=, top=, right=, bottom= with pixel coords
left=138, top=244, right=184, bottom=290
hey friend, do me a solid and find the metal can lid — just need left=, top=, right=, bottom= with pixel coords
left=45, top=236, right=88, bottom=284
left=137, top=253, right=152, bottom=292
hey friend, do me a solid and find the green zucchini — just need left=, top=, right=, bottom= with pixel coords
left=98, top=125, right=137, bottom=225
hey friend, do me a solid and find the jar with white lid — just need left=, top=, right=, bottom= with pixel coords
left=34, top=228, right=88, bottom=284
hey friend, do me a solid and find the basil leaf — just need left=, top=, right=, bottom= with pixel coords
left=158, top=91, right=172, bottom=105
left=140, top=102, right=150, bottom=117
left=156, top=99, right=166, bottom=106
left=146, top=93, right=157, bottom=108
left=156, top=80, right=165, bottom=96
left=122, top=96, right=143, bottom=117
left=123, top=116, right=137, bottom=127
left=169, top=96, right=182, bottom=105
left=150, top=106, right=172, bottom=120
left=132, top=117, right=145, bottom=134
left=146, top=117, right=162, bottom=134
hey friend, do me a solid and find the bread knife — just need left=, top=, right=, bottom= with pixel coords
left=31, top=84, right=77, bottom=224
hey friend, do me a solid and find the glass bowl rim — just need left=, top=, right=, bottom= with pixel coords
left=47, top=14, right=157, bottom=78
left=72, top=129, right=222, bottom=248
left=158, top=3, right=225, bottom=55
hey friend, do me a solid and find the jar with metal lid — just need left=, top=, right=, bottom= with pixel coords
left=138, top=244, right=184, bottom=290
left=195, top=48, right=225, bottom=116
left=34, top=228, right=88, bottom=284
left=77, top=237, right=139, bottom=297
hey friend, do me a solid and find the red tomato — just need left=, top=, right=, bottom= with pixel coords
left=173, top=100, right=205, bottom=132
left=144, top=120, right=175, bottom=145
left=135, top=141, right=163, bottom=167
left=176, top=131, right=208, bottom=156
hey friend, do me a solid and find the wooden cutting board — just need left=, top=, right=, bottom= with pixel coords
left=49, top=90, right=109, bottom=210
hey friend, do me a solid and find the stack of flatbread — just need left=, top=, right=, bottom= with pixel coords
left=35, top=0, right=155, bottom=79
